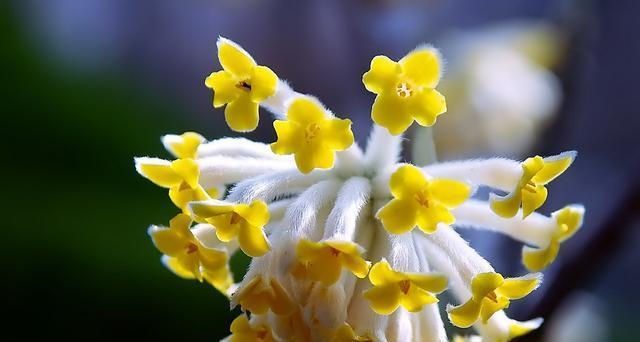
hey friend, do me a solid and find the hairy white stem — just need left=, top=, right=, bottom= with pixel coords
left=423, top=158, right=522, bottom=192
left=226, top=169, right=328, bottom=203
left=323, top=177, right=371, bottom=241
left=425, top=226, right=494, bottom=286
left=260, top=79, right=299, bottom=119
left=364, top=125, right=403, bottom=175
left=198, top=156, right=294, bottom=188
left=334, top=144, right=366, bottom=178
left=197, top=137, right=290, bottom=160
left=453, top=200, right=555, bottom=247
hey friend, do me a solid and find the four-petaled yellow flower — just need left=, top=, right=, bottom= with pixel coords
left=294, top=240, right=371, bottom=286
left=228, top=314, right=275, bottom=342
left=363, top=47, right=447, bottom=135
left=377, top=164, right=471, bottom=234
left=136, top=157, right=218, bottom=212
left=162, top=131, right=205, bottom=159
left=490, top=151, right=575, bottom=218
left=148, top=214, right=227, bottom=282
left=205, top=37, right=278, bottom=132
left=447, top=272, right=541, bottom=328
left=233, top=276, right=295, bottom=315
left=363, top=260, right=447, bottom=315
left=190, top=199, right=271, bottom=257
left=271, top=97, right=354, bottom=174
left=332, top=323, right=373, bottom=342
left=523, top=205, right=584, bottom=271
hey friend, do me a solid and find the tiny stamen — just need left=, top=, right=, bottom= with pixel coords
left=236, top=80, right=252, bottom=91
left=185, top=242, right=198, bottom=254
left=396, top=82, right=413, bottom=98
left=399, top=279, right=411, bottom=294
left=486, top=291, right=498, bottom=303
left=304, top=123, right=321, bottom=142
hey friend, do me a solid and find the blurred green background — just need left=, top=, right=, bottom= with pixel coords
left=3, top=0, right=639, bottom=341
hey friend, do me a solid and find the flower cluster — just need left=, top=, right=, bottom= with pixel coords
left=135, top=37, right=584, bottom=341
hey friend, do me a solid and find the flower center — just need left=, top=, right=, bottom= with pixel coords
left=230, top=212, right=242, bottom=225
left=523, top=181, right=537, bottom=193
left=329, top=247, right=341, bottom=257
left=486, top=291, right=498, bottom=303
left=398, top=279, right=411, bottom=294
left=185, top=242, right=198, bottom=254
left=256, top=328, right=268, bottom=340
left=236, top=80, right=252, bottom=92
left=396, top=82, right=413, bottom=98
left=414, top=190, right=430, bottom=207
left=304, top=123, right=321, bottom=142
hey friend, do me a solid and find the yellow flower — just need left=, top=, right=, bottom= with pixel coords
left=294, top=240, right=371, bottom=286
left=363, top=48, right=446, bottom=135
left=190, top=200, right=271, bottom=257
left=490, top=152, right=575, bottom=218
left=523, top=205, right=584, bottom=271
left=205, top=37, right=278, bottom=132
left=233, top=276, right=295, bottom=315
left=136, top=157, right=219, bottom=212
left=377, top=165, right=471, bottom=234
left=228, top=314, right=275, bottom=342
left=148, top=214, right=227, bottom=282
left=162, top=132, right=205, bottom=159
left=162, top=255, right=233, bottom=296
left=363, top=260, right=447, bottom=315
left=447, top=272, right=541, bottom=328
left=332, top=323, right=373, bottom=342
left=271, top=97, right=354, bottom=174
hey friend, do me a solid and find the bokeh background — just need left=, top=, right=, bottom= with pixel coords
left=3, top=0, right=640, bottom=340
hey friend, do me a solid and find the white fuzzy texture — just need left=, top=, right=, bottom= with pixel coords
left=364, top=125, right=403, bottom=175
left=197, top=137, right=290, bottom=160
left=260, top=79, right=299, bottom=119
left=334, top=144, right=366, bottom=178
left=453, top=199, right=556, bottom=247
left=197, top=156, right=294, bottom=188
left=322, top=177, right=371, bottom=241
left=424, top=157, right=522, bottom=192
left=226, top=169, right=328, bottom=203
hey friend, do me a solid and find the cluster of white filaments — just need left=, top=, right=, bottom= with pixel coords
left=135, top=37, right=584, bottom=342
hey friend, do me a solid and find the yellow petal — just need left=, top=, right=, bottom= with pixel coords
left=521, top=185, right=547, bottom=218
left=409, top=89, right=447, bottom=127
left=163, top=132, right=205, bottom=159
left=339, top=252, right=371, bottom=279
left=497, top=274, right=541, bottom=299
left=217, top=38, right=256, bottom=77
left=136, top=159, right=181, bottom=188
left=448, top=299, right=482, bottom=328
left=150, top=227, right=188, bottom=256
left=177, top=251, right=201, bottom=280
left=479, top=296, right=509, bottom=323
left=368, top=260, right=405, bottom=285
left=416, top=205, right=454, bottom=234
left=270, top=120, right=301, bottom=155
left=429, top=178, right=471, bottom=208
left=322, top=118, right=354, bottom=151
left=376, top=198, right=418, bottom=234
left=287, top=97, right=326, bottom=124
left=235, top=277, right=272, bottom=314
left=169, top=186, right=209, bottom=213
left=407, top=273, right=448, bottom=293
left=235, top=200, right=270, bottom=228
left=400, top=285, right=439, bottom=312
left=225, top=97, right=259, bottom=132
left=490, top=190, right=523, bottom=218
left=198, top=245, right=228, bottom=270
left=308, top=253, right=343, bottom=286
left=522, top=241, right=560, bottom=272
left=399, top=47, right=442, bottom=88
left=362, top=55, right=401, bottom=94
left=230, top=314, right=252, bottom=334
left=238, top=222, right=270, bottom=257
left=296, top=239, right=323, bottom=261
left=471, top=272, right=504, bottom=301
left=250, top=65, right=278, bottom=102
left=211, top=214, right=240, bottom=242
left=161, top=255, right=196, bottom=279
left=203, top=266, right=233, bottom=295
left=508, top=318, right=544, bottom=340
left=371, top=94, right=413, bottom=135
left=364, top=283, right=402, bottom=315
left=389, top=164, right=427, bottom=199
left=171, top=158, right=200, bottom=189
left=269, top=279, right=296, bottom=315
left=554, top=205, right=584, bottom=242
left=169, top=213, right=193, bottom=233
left=294, top=143, right=335, bottom=174
left=533, top=151, right=576, bottom=185
left=190, top=200, right=236, bottom=218
left=205, top=70, right=239, bottom=108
